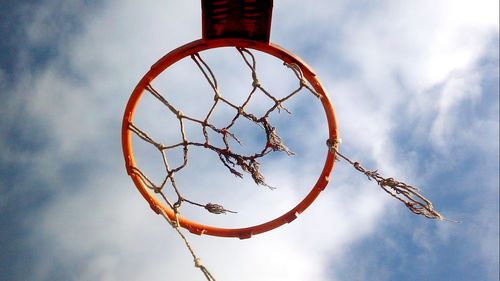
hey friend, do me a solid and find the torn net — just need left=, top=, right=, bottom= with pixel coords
left=127, top=47, right=450, bottom=281
left=129, top=47, right=319, bottom=215
left=327, top=139, right=452, bottom=222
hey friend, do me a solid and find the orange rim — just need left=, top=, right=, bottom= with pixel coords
left=122, top=38, right=338, bottom=239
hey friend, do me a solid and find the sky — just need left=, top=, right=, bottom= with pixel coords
left=0, top=0, right=498, bottom=281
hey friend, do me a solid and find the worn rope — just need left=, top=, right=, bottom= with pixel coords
left=326, top=139, right=457, bottom=222
left=157, top=207, right=217, bottom=281
left=129, top=45, right=455, bottom=280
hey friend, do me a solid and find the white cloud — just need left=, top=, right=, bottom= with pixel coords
left=430, top=70, right=482, bottom=147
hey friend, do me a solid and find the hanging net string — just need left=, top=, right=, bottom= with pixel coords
left=157, top=206, right=217, bottom=281
left=327, top=139, right=458, bottom=222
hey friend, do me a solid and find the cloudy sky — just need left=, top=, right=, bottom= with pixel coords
left=1, top=0, right=498, bottom=280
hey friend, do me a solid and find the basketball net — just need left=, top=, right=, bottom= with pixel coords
left=128, top=47, right=449, bottom=280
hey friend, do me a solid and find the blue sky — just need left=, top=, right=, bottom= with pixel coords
left=0, top=0, right=498, bottom=280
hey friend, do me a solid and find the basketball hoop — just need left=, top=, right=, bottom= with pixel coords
left=122, top=1, right=447, bottom=279
left=122, top=37, right=338, bottom=238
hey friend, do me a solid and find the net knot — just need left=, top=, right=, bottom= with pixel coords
left=194, top=258, right=203, bottom=268
left=213, top=91, right=220, bottom=101
left=326, top=138, right=342, bottom=152
left=252, top=79, right=261, bottom=88
left=173, top=200, right=182, bottom=210
left=205, top=203, right=237, bottom=214
left=364, top=169, right=379, bottom=179
left=380, top=177, right=397, bottom=187
left=299, top=78, right=307, bottom=87
left=170, top=213, right=180, bottom=228
left=353, top=162, right=363, bottom=172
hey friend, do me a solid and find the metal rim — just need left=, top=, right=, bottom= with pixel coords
left=122, top=38, right=338, bottom=239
